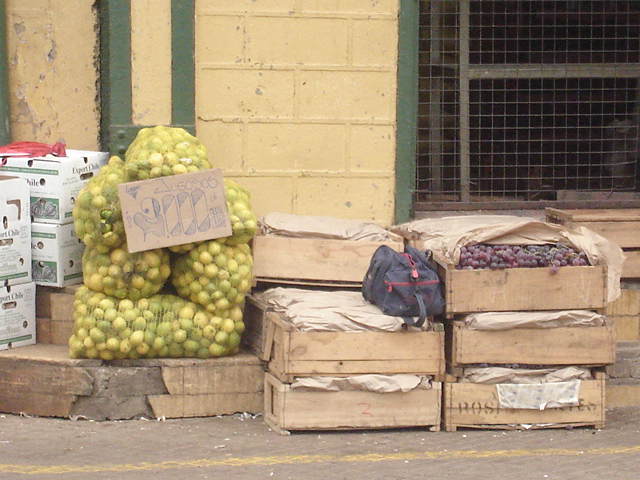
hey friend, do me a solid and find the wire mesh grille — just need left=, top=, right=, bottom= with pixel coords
left=416, top=0, right=640, bottom=204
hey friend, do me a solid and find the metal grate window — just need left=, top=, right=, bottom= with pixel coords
left=416, top=0, right=640, bottom=206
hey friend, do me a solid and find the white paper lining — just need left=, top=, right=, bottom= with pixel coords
left=462, top=310, right=607, bottom=330
left=259, top=212, right=402, bottom=242
left=290, top=374, right=433, bottom=392
left=461, top=366, right=592, bottom=384
left=496, top=381, right=581, bottom=410
left=391, top=215, right=624, bottom=302
left=257, top=288, right=422, bottom=332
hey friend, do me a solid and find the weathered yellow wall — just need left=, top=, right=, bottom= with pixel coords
left=131, top=0, right=172, bottom=126
left=195, top=0, right=398, bottom=224
left=5, top=0, right=100, bottom=150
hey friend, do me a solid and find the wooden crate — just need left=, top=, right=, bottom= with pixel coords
left=545, top=208, right=640, bottom=248
left=252, top=235, right=403, bottom=286
left=546, top=208, right=640, bottom=278
left=35, top=285, right=78, bottom=346
left=605, top=289, right=640, bottom=342
left=443, top=372, right=605, bottom=432
left=433, top=256, right=607, bottom=316
left=243, top=295, right=445, bottom=381
left=0, top=344, right=263, bottom=420
left=447, top=320, right=615, bottom=369
left=264, top=372, right=441, bottom=434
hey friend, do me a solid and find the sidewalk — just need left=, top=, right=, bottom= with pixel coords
left=0, top=407, right=638, bottom=480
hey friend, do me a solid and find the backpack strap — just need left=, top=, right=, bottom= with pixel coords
left=402, top=292, right=427, bottom=328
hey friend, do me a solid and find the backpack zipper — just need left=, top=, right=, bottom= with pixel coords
left=400, top=253, right=420, bottom=279
left=385, top=279, right=439, bottom=292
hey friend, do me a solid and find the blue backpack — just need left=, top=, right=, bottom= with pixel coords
left=362, top=245, right=445, bottom=327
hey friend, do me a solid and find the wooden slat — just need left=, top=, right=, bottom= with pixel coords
left=50, top=319, right=74, bottom=345
left=148, top=392, right=263, bottom=418
left=443, top=379, right=604, bottom=431
left=36, top=317, right=52, bottom=344
left=252, top=235, right=403, bottom=283
left=606, top=383, right=640, bottom=408
left=256, top=278, right=361, bottom=288
left=545, top=208, right=640, bottom=223
left=451, top=323, right=615, bottom=366
left=572, top=221, right=640, bottom=249
left=612, top=316, right=640, bottom=342
left=50, top=291, right=77, bottom=321
left=161, top=362, right=264, bottom=395
left=622, top=250, right=640, bottom=278
left=288, top=330, right=442, bottom=361
left=0, top=344, right=101, bottom=366
left=35, top=286, right=78, bottom=321
left=242, top=295, right=269, bottom=358
left=269, top=324, right=444, bottom=380
left=443, top=263, right=607, bottom=314
left=0, top=359, right=94, bottom=395
left=605, top=289, right=640, bottom=316
left=264, top=373, right=441, bottom=433
left=0, top=391, right=76, bottom=418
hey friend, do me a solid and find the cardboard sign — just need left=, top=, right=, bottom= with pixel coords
left=118, top=169, right=232, bottom=253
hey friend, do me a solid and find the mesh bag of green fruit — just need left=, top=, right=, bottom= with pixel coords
left=167, top=179, right=258, bottom=253
left=82, top=245, right=171, bottom=300
left=68, top=287, right=245, bottom=360
left=222, top=179, right=258, bottom=245
left=171, top=239, right=253, bottom=315
left=124, top=126, right=211, bottom=181
left=73, top=156, right=127, bottom=252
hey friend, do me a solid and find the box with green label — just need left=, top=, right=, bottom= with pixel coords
left=0, top=281, right=36, bottom=350
left=0, top=150, right=108, bottom=224
left=0, top=176, right=32, bottom=286
left=31, top=222, right=84, bottom=287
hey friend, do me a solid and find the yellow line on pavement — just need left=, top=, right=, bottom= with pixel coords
left=1, top=445, right=639, bottom=475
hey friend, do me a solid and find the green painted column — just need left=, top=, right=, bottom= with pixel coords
left=0, top=0, right=11, bottom=145
left=171, top=0, right=195, bottom=134
left=395, top=0, right=420, bottom=223
left=99, top=0, right=196, bottom=154
left=100, top=0, right=133, bottom=155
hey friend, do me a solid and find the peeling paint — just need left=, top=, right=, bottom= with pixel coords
left=6, top=0, right=99, bottom=148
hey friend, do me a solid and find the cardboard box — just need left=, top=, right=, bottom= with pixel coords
left=0, top=176, right=32, bottom=286
left=0, top=150, right=108, bottom=224
left=118, top=168, right=231, bottom=252
left=0, top=282, right=36, bottom=350
left=31, top=222, right=84, bottom=287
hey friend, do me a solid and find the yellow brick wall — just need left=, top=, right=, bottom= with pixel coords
left=195, top=0, right=398, bottom=224
left=5, top=0, right=100, bottom=150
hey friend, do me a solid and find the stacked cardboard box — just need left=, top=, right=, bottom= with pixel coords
left=0, top=176, right=36, bottom=350
left=0, top=149, right=108, bottom=288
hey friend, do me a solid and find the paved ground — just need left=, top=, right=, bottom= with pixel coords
left=0, top=408, right=639, bottom=480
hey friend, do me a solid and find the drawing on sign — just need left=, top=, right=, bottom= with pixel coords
left=118, top=169, right=231, bottom=252
left=131, top=187, right=227, bottom=241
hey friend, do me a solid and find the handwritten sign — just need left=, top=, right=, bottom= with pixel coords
left=118, top=169, right=232, bottom=253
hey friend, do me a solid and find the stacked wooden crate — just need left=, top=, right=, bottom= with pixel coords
left=546, top=208, right=640, bottom=408
left=546, top=208, right=640, bottom=280
left=244, top=292, right=445, bottom=435
left=252, top=234, right=403, bottom=287
left=426, top=252, right=613, bottom=431
left=35, top=286, right=78, bottom=345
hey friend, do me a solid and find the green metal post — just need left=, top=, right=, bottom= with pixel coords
left=100, top=0, right=133, bottom=155
left=395, top=0, right=420, bottom=223
left=171, top=0, right=195, bottom=134
left=99, top=0, right=196, bottom=154
left=0, top=0, right=11, bottom=144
